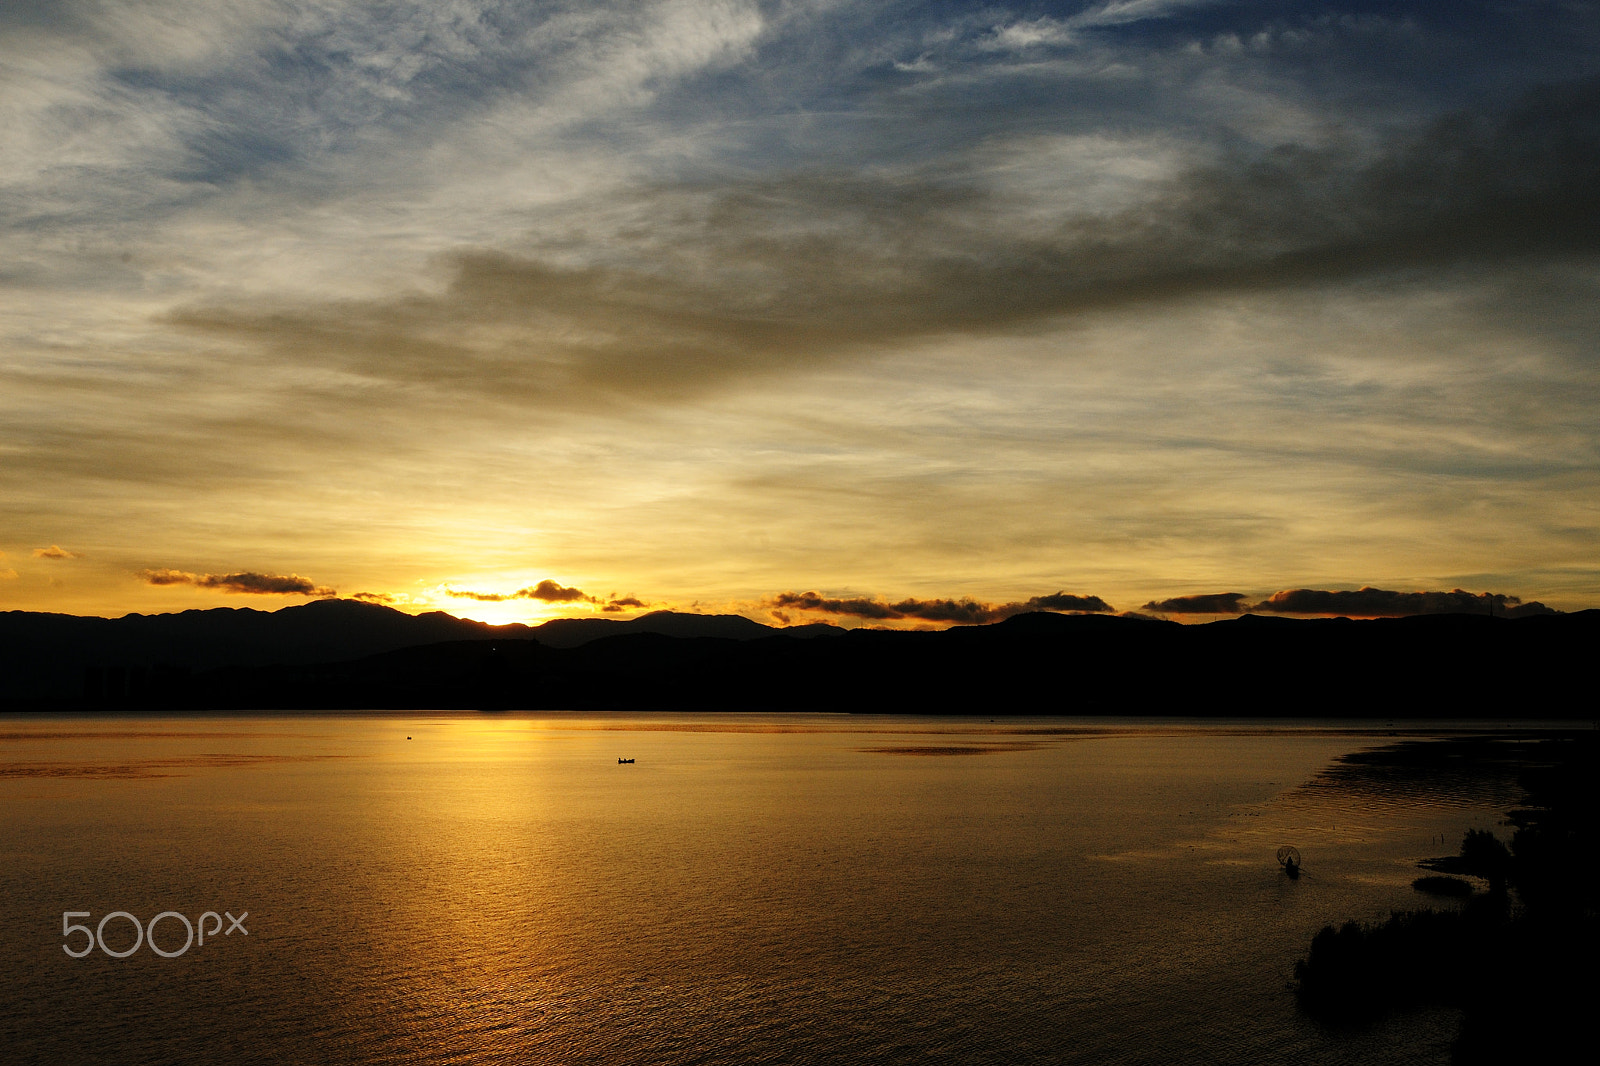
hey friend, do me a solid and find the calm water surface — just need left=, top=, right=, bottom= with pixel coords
left=0, top=715, right=1541, bottom=1064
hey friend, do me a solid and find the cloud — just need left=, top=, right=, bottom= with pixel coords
left=1500, top=601, right=1560, bottom=619
left=890, top=598, right=1006, bottom=624
left=33, top=544, right=82, bottom=559
left=164, top=75, right=1600, bottom=418
left=988, top=1, right=1217, bottom=50
left=528, top=579, right=588, bottom=602
left=0, top=569, right=16, bottom=581
left=198, top=572, right=336, bottom=596
left=601, top=595, right=649, bottom=613
left=139, top=568, right=202, bottom=586
left=138, top=569, right=336, bottom=596
left=445, top=579, right=593, bottom=603
left=1142, top=592, right=1247, bottom=614
left=770, top=589, right=1113, bottom=624
left=771, top=591, right=903, bottom=620
left=987, top=18, right=1078, bottom=51
left=1022, top=592, right=1115, bottom=613
left=352, top=591, right=433, bottom=608
left=1250, top=587, right=1556, bottom=618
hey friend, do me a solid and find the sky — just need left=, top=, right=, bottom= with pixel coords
left=3, top=1, right=1598, bottom=626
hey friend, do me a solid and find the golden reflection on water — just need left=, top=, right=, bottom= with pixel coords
left=0, top=753, right=350, bottom=778
left=0, top=714, right=1556, bottom=1065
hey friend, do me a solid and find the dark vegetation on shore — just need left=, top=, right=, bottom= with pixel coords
left=1294, top=734, right=1598, bottom=1063
left=4, top=599, right=1599, bottom=714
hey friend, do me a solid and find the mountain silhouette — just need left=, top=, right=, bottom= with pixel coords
left=1, top=601, right=1594, bottom=714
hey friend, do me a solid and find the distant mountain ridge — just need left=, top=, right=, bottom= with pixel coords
left=0, top=600, right=841, bottom=702
left=1, top=600, right=1595, bottom=713
left=1, top=598, right=527, bottom=670
left=0, top=600, right=842, bottom=664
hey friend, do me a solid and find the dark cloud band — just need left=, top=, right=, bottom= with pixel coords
left=771, top=590, right=1113, bottom=624
left=1251, top=587, right=1553, bottom=618
left=446, top=580, right=592, bottom=604
left=1143, top=593, right=1248, bottom=614
left=138, top=569, right=336, bottom=596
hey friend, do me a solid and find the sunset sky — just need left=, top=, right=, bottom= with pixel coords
left=3, top=1, right=1598, bottom=626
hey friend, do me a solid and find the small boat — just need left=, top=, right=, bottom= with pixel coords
left=1277, top=845, right=1302, bottom=879
left=618, top=757, right=635, bottom=764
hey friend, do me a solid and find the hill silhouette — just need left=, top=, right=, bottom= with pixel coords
left=1, top=601, right=1594, bottom=713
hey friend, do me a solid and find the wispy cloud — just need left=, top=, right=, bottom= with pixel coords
left=351, top=590, right=433, bottom=608
left=33, top=544, right=82, bottom=559
left=988, top=1, right=1221, bottom=50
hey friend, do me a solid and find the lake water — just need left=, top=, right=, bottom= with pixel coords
left=0, top=715, right=1545, bottom=1064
